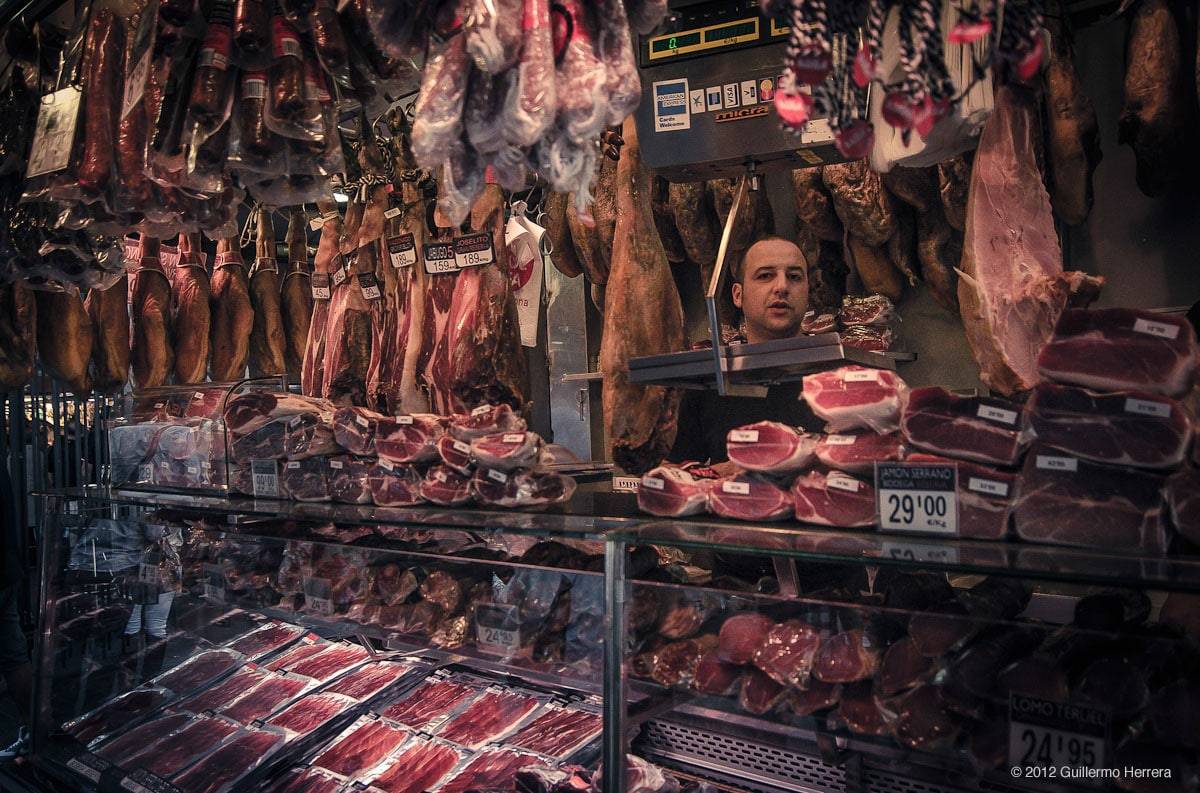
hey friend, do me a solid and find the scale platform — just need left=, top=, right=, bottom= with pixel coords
left=628, top=333, right=911, bottom=390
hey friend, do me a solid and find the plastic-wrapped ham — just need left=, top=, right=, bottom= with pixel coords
left=900, top=387, right=1029, bottom=466
left=553, top=0, right=607, bottom=143
left=436, top=749, right=541, bottom=793
left=313, top=717, right=410, bottom=777
left=813, top=630, right=880, bottom=683
left=419, top=464, right=474, bottom=506
left=637, top=465, right=713, bottom=517
left=718, top=613, right=774, bottom=665
left=594, top=0, right=640, bottom=126
left=802, top=311, right=837, bottom=334
left=177, top=666, right=269, bottom=713
left=227, top=623, right=303, bottom=660
left=506, top=706, right=601, bottom=758
left=287, top=642, right=370, bottom=681
left=437, top=434, right=476, bottom=473
left=281, top=457, right=332, bottom=501
left=328, top=455, right=374, bottom=504
left=368, top=462, right=426, bottom=507
left=324, top=661, right=411, bottom=699
left=411, top=27, right=472, bottom=169
left=839, top=294, right=895, bottom=326
left=500, top=0, right=556, bottom=147
left=752, top=619, right=822, bottom=688
left=803, top=366, right=908, bottom=433
left=267, top=768, right=343, bottom=793
left=368, top=738, right=463, bottom=793
left=154, top=648, right=243, bottom=695
left=221, top=675, right=310, bottom=723
left=65, top=688, right=169, bottom=743
left=282, top=412, right=340, bottom=459
left=906, top=454, right=1017, bottom=540
left=791, top=470, right=876, bottom=527
left=266, top=638, right=329, bottom=672
left=375, top=414, right=444, bottom=463
left=470, top=467, right=577, bottom=507
left=223, top=392, right=333, bottom=437
left=381, top=679, right=478, bottom=730
left=267, top=692, right=356, bottom=736
left=436, top=689, right=541, bottom=749
left=332, top=406, right=385, bottom=454
left=95, top=713, right=191, bottom=763
left=123, top=716, right=239, bottom=778
left=464, top=0, right=523, bottom=73
left=725, top=421, right=818, bottom=474
left=815, top=431, right=904, bottom=475
left=1027, top=383, right=1192, bottom=469
left=1037, top=308, right=1199, bottom=397
left=171, top=728, right=284, bottom=793
left=1013, top=445, right=1168, bottom=552
left=1169, top=468, right=1200, bottom=545
left=449, top=403, right=526, bottom=440
left=470, top=431, right=543, bottom=470
left=840, top=325, right=894, bottom=353
left=708, top=473, right=793, bottom=521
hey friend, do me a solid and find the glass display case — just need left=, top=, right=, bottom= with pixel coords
left=12, top=488, right=1200, bottom=793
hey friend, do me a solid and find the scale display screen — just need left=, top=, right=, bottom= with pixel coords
left=646, top=17, right=760, bottom=60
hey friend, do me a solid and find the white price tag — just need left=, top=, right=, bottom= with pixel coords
left=976, top=403, right=1018, bottom=425
left=331, top=264, right=348, bottom=286
left=452, top=440, right=471, bottom=454
left=424, top=242, right=457, bottom=274
left=1008, top=695, right=1109, bottom=779
left=307, top=596, right=335, bottom=616
left=879, top=541, right=961, bottom=564
left=1133, top=317, right=1180, bottom=339
left=388, top=233, right=417, bottom=268
left=329, top=459, right=344, bottom=470
left=612, top=475, right=640, bottom=493
left=721, top=480, right=751, bottom=495
left=824, top=434, right=857, bottom=446
left=875, top=462, right=958, bottom=535
left=826, top=473, right=861, bottom=493
left=1124, top=398, right=1171, bottom=418
left=377, top=458, right=394, bottom=471
left=486, top=469, right=508, bottom=483
left=384, top=206, right=403, bottom=219
left=453, top=231, right=495, bottom=269
left=967, top=477, right=1009, bottom=498
left=122, top=47, right=152, bottom=119
left=310, top=273, right=331, bottom=300
left=356, top=415, right=370, bottom=428
left=286, top=461, right=301, bottom=469
left=397, top=415, right=414, bottom=425
left=501, top=433, right=525, bottom=443
left=475, top=602, right=521, bottom=656
left=28, top=86, right=83, bottom=178
left=1036, top=455, right=1078, bottom=472
left=642, top=476, right=665, bottom=491
left=841, top=369, right=879, bottom=383
left=728, top=429, right=759, bottom=443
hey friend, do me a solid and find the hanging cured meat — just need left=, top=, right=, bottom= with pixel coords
left=170, top=233, right=212, bottom=385
left=600, top=118, right=685, bottom=473
left=359, top=146, right=399, bottom=412
left=322, top=196, right=374, bottom=406
left=822, top=161, right=895, bottom=247
left=131, top=239, right=174, bottom=389
left=958, top=88, right=1103, bottom=395
left=418, top=230, right=458, bottom=415
left=916, top=205, right=961, bottom=314
left=544, top=193, right=582, bottom=277
left=709, top=177, right=774, bottom=253
left=792, top=168, right=843, bottom=242
left=1044, top=2, right=1100, bottom=225
left=669, top=181, right=720, bottom=266
left=566, top=196, right=608, bottom=285
left=846, top=235, right=903, bottom=302
left=652, top=177, right=687, bottom=264
left=36, top=287, right=92, bottom=394
left=281, top=209, right=312, bottom=384
left=84, top=277, right=128, bottom=392
left=302, top=201, right=341, bottom=397
left=0, top=282, right=35, bottom=391
left=210, top=237, right=254, bottom=382
left=1120, top=0, right=1189, bottom=197
left=249, top=208, right=288, bottom=377
left=937, top=155, right=971, bottom=232
left=592, top=153, right=619, bottom=276
left=393, top=133, right=432, bottom=415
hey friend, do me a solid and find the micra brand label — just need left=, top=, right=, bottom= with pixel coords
left=653, top=79, right=691, bottom=132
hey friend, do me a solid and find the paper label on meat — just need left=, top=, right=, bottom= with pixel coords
left=967, top=477, right=1009, bottom=497
left=384, top=206, right=403, bottom=219
left=452, top=232, right=495, bottom=269
left=357, top=272, right=382, bottom=300
left=452, top=440, right=471, bottom=454
left=1133, top=318, right=1180, bottom=339
left=501, top=433, right=525, bottom=443
left=824, top=434, right=857, bottom=445
left=329, top=459, right=344, bottom=469
left=28, top=86, right=82, bottom=178
left=251, top=460, right=278, bottom=497
left=486, top=469, right=508, bottom=483
left=728, top=430, right=759, bottom=443
left=377, top=458, right=394, bottom=471
left=841, top=369, right=879, bottom=384
left=331, top=259, right=348, bottom=286
left=475, top=603, right=520, bottom=657
left=424, top=243, right=456, bottom=274
left=396, top=415, right=414, bottom=425
left=388, top=234, right=416, bottom=268
left=642, top=476, right=665, bottom=491
left=66, top=752, right=110, bottom=783
left=976, top=403, right=1018, bottom=425
left=721, top=480, right=751, bottom=495
left=1124, top=398, right=1171, bottom=418
left=612, top=476, right=640, bottom=493
left=826, top=474, right=861, bottom=492
left=471, top=405, right=492, bottom=417
left=1036, top=455, right=1077, bottom=472
left=310, top=273, right=331, bottom=299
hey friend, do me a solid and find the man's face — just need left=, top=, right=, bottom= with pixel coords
left=732, top=238, right=809, bottom=342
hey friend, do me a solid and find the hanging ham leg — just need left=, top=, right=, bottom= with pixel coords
left=37, top=286, right=93, bottom=394
left=209, top=237, right=255, bottom=382
left=362, top=181, right=398, bottom=412
left=302, top=201, right=340, bottom=396
left=131, top=238, right=174, bottom=389
left=171, top=233, right=212, bottom=384
left=0, top=281, right=36, bottom=390
left=248, top=208, right=287, bottom=377
left=84, top=276, right=129, bottom=392
left=600, top=117, right=684, bottom=473
left=394, top=136, right=432, bottom=414
left=322, top=197, right=374, bottom=406
left=281, top=208, right=313, bottom=384
left=1045, top=0, right=1100, bottom=225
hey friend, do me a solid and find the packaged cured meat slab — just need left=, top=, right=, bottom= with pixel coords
left=266, top=634, right=331, bottom=672
left=378, top=677, right=481, bottom=732
left=322, top=659, right=416, bottom=701
left=375, top=414, right=444, bottom=463
left=286, top=642, right=371, bottom=681
left=637, top=465, right=714, bottom=517
left=470, top=431, right=543, bottom=471
left=900, top=387, right=1029, bottom=466
left=468, top=467, right=577, bottom=507
left=220, top=673, right=313, bottom=724
left=434, top=687, right=543, bottom=749
left=791, top=470, right=877, bottom=528
left=267, top=692, right=358, bottom=738
left=1026, top=383, right=1192, bottom=469
left=313, top=716, right=411, bottom=777
left=176, top=665, right=269, bottom=714
left=803, top=366, right=909, bottom=434
left=94, top=712, right=192, bottom=764
left=905, top=454, right=1017, bottom=540
left=725, top=421, right=817, bottom=474
left=1037, top=308, right=1199, bottom=397
left=433, top=748, right=542, bottom=793
left=815, top=431, right=904, bottom=474
left=170, top=727, right=286, bottom=793
left=503, top=703, right=601, bottom=759
left=152, top=648, right=244, bottom=696
left=64, top=687, right=171, bottom=744
left=122, top=715, right=240, bottom=779
left=708, top=473, right=794, bottom=522
left=266, top=766, right=344, bottom=793
left=1014, top=445, right=1168, bottom=552
left=225, top=621, right=304, bottom=661
left=368, top=461, right=427, bottom=507
left=365, top=736, right=464, bottom=793
left=448, top=403, right=526, bottom=441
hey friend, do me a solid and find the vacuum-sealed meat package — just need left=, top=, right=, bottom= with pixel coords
left=287, top=642, right=370, bottom=681
left=313, top=717, right=410, bottom=776
left=267, top=692, right=356, bottom=737
left=95, top=713, right=192, bottom=763
left=803, top=366, right=909, bottom=433
left=505, top=705, right=601, bottom=758
left=367, top=737, right=463, bottom=793
left=380, top=679, right=479, bottom=731
left=637, top=466, right=714, bottom=517
left=153, top=649, right=243, bottom=695
left=170, top=728, right=284, bottom=793
left=65, top=687, right=169, bottom=744
left=227, top=622, right=303, bottom=660
left=368, top=461, right=426, bottom=507
left=221, top=674, right=311, bottom=723
left=176, top=666, right=269, bottom=713
left=435, top=689, right=541, bottom=749
left=324, top=660, right=413, bottom=700
left=725, top=421, right=818, bottom=474
left=123, top=716, right=240, bottom=779
left=436, top=749, right=541, bottom=793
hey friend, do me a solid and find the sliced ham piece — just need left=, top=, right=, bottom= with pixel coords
left=900, top=387, right=1030, bottom=466
left=813, top=630, right=880, bottom=684
left=375, top=414, right=444, bottom=463
left=739, top=668, right=787, bottom=715
left=469, top=467, right=576, bottom=507
left=753, top=620, right=822, bottom=688
left=1168, top=469, right=1200, bottom=546
left=708, top=473, right=793, bottom=521
left=905, top=454, right=1017, bottom=540
left=694, top=651, right=742, bottom=696
left=223, top=391, right=333, bottom=437
left=470, top=430, right=543, bottom=470
left=638, top=465, right=713, bottom=517
left=419, top=464, right=474, bottom=506
left=448, top=403, right=527, bottom=440
left=1037, top=308, right=1199, bottom=398
left=725, top=421, right=818, bottom=474
left=791, top=470, right=876, bottom=527
left=718, top=613, right=774, bottom=665
left=1027, top=383, right=1192, bottom=469
left=332, top=406, right=385, bottom=454
left=815, top=431, right=904, bottom=474
left=802, top=366, right=908, bottom=433
left=437, top=434, right=476, bottom=474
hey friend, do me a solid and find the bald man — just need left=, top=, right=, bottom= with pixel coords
left=668, top=236, right=822, bottom=465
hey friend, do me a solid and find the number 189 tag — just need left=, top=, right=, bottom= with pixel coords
left=874, top=462, right=958, bottom=535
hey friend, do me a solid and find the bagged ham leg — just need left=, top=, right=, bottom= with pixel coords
left=375, top=414, right=444, bottom=464
left=449, top=403, right=527, bottom=440
left=464, top=0, right=522, bottom=73
left=814, top=431, right=904, bottom=475
left=470, top=467, right=577, bottom=507
left=500, top=0, right=556, bottom=147
left=249, top=208, right=288, bottom=377
left=130, top=240, right=174, bottom=389
left=369, top=461, right=426, bottom=507
left=638, top=466, right=713, bottom=517
left=170, top=233, right=212, bottom=385
left=84, top=276, right=129, bottom=392
left=554, top=0, right=607, bottom=143
left=411, top=19, right=471, bottom=169
left=281, top=208, right=313, bottom=383
left=470, top=431, right=543, bottom=471
left=210, top=238, right=255, bottom=382
left=802, top=366, right=908, bottom=433
left=302, top=203, right=341, bottom=397
left=725, top=421, right=818, bottom=474
left=594, top=0, right=641, bottom=126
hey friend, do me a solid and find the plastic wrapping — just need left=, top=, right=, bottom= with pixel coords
left=368, top=461, right=426, bottom=506
left=170, top=727, right=286, bottom=793
left=420, top=464, right=475, bottom=506
left=280, top=457, right=332, bottom=501
left=176, top=666, right=269, bottom=713
left=465, top=0, right=523, bottom=73
left=313, top=716, right=411, bottom=776
left=435, top=688, right=542, bottom=748
left=469, top=430, right=543, bottom=470
left=802, top=366, right=909, bottom=434
left=411, top=30, right=471, bottom=169
left=152, top=648, right=243, bottom=695
left=814, top=431, right=904, bottom=474
left=790, top=469, right=877, bottom=527
left=499, top=0, right=556, bottom=148
left=123, top=716, right=240, bottom=778
left=367, top=736, right=464, bottom=793
left=593, top=0, right=641, bottom=126
left=554, top=0, right=607, bottom=143
left=324, top=660, right=413, bottom=699
left=221, top=674, right=311, bottom=724
left=469, top=467, right=577, bottom=507
left=637, top=465, right=713, bottom=517
left=233, top=0, right=270, bottom=67
left=226, top=621, right=304, bottom=659
left=228, top=69, right=283, bottom=174
left=329, top=454, right=374, bottom=504
left=267, top=692, right=357, bottom=736
left=308, top=0, right=350, bottom=86
left=187, top=3, right=236, bottom=148
left=725, top=421, right=819, bottom=474
left=505, top=704, right=601, bottom=759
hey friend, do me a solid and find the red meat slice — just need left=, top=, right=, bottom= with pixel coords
left=470, top=431, right=542, bottom=470
left=708, top=473, right=793, bottom=521
left=369, top=462, right=426, bottom=506
left=436, top=434, right=476, bottom=474
left=419, top=464, right=474, bottom=506
left=787, top=680, right=842, bottom=716
left=436, top=749, right=540, bottom=793
left=375, top=414, right=444, bottom=463
left=718, top=613, right=774, bottom=665
left=900, top=387, right=1028, bottom=466
left=506, top=708, right=601, bottom=758
left=288, top=643, right=370, bottom=681
left=813, top=630, right=880, bottom=683
left=724, top=421, right=817, bottom=474
left=905, top=453, right=1017, bottom=540
left=67, top=688, right=168, bottom=743
left=637, top=465, right=713, bottom=517
left=753, top=620, right=821, bottom=688
left=791, top=470, right=876, bottom=527
left=313, top=719, right=410, bottom=776
left=802, top=366, right=908, bottom=433
left=267, top=693, right=354, bottom=736
left=177, top=666, right=268, bottom=713
left=155, top=649, right=241, bottom=694
left=836, top=682, right=888, bottom=735
left=228, top=623, right=303, bottom=660
left=739, top=668, right=786, bottom=715
left=171, top=728, right=283, bottom=793
left=324, top=661, right=411, bottom=699
left=369, top=739, right=463, bottom=793
left=814, top=431, right=904, bottom=475
left=221, top=676, right=309, bottom=723
left=693, top=651, right=742, bottom=696
left=381, top=680, right=478, bottom=729
left=123, top=717, right=238, bottom=778
left=266, top=640, right=328, bottom=672
left=437, top=690, right=540, bottom=748
left=95, top=713, right=191, bottom=763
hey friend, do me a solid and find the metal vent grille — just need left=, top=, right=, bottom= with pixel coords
left=863, top=770, right=973, bottom=793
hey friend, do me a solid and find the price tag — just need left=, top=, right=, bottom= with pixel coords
left=1008, top=695, right=1109, bottom=777
left=472, top=404, right=492, bottom=416
left=1133, top=317, right=1180, bottom=339
left=424, top=242, right=456, bottom=274
left=879, top=540, right=961, bottom=564
left=967, top=477, right=1009, bottom=498
left=728, top=429, right=759, bottom=443
left=355, top=414, right=370, bottom=428
left=1124, top=398, right=1171, bottom=418
left=28, top=86, right=83, bottom=178
left=67, top=752, right=110, bottom=783
left=875, top=462, right=958, bottom=535
left=357, top=272, right=382, bottom=300
left=475, top=602, right=520, bottom=656
left=976, top=402, right=1018, bottom=425
left=137, top=463, right=154, bottom=482
left=826, top=473, right=861, bottom=493
left=307, top=596, right=335, bottom=616
left=329, top=459, right=344, bottom=470
left=310, top=272, right=331, bottom=300
left=721, top=480, right=751, bottom=495
left=1036, top=455, right=1078, bottom=472
left=842, top=369, right=878, bottom=384
left=286, top=461, right=301, bottom=469
left=486, top=469, right=508, bottom=483
left=612, top=476, right=640, bottom=493
left=642, top=476, right=665, bottom=491
left=501, top=433, right=525, bottom=443
left=453, top=231, right=495, bottom=269
left=251, top=460, right=278, bottom=497
left=331, top=261, right=348, bottom=287
left=452, top=440, right=471, bottom=454
left=384, top=206, right=403, bottom=219
left=388, top=234, right=416, bottom=268
left=377, top=459, right=394, bottom=471
left=824, top=434, right=856, bottom=446
left=396, top=415, right=414, bottom=425
left=122, top=769, right=179, bottom=793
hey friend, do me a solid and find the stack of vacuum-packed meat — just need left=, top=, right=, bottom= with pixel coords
left=107, top=387, right=232, bottom=490
left=222, top=392, right=576, bottom=508
left=802, top=294, right=900, bottom=354
left=640, top=305, right=1199, bottom=553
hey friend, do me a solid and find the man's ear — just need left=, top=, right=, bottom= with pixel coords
left=731, top=281, right=743, bottom=309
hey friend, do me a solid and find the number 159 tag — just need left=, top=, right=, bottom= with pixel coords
left=875, top=462, right=958, bottom=535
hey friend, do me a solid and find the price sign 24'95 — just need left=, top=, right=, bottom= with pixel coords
left=1009, top=694, right=1109, bottom=780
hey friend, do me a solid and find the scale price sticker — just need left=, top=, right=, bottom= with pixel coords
left=486, top=469, right=508, bottom=483
left=453, top=232, right=495, bottom=268
left=842, top=368, right=878, bottom=383
left=722, top=480, right=751, bottom=495
left=1133, top=317, right=1180, bottom=339
left=824, top=434, right=857, bottom=445
left=476, top=602, right=521, bottom=656
left=875, top=462, right=958, bottom=535
left=642, top=476, right=665, bottom=490
left=729, top=429, right=759, bottom=443
left=976, top=402, right=1018, bottom=425
left=388, top=233, right=417, bottom=268
left=880, top=540, right=960, bottom=564
left=424, top=242, right=456, bottom=274
left=1036, top=455, right=1078, bottom=472
left=67, top=752, right=111, bottom=783
left=357, top=272, right=382, bottom=300
left=307, top=596, right=335, bottom=616
left=612, top=475, right=640, bottom=493
left=1009, top=694, right=1109, bottom=776
left=310, top=272, right=331, bottom=300
left=1124, top=397, right=1171, bottom=418
left=251, top=460, right=278, bottom=497
left=331, top=260, right=348, bottom=286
